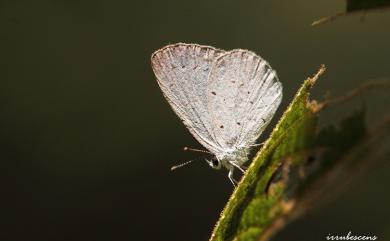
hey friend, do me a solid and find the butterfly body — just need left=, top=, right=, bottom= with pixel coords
left=216, top=147, right=249, bottom=168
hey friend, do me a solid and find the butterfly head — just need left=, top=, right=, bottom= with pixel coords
left=208, top=158, right=222, bottom=170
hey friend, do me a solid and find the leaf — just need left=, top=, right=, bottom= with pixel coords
left=311, top=0, right=390, bottom=26
left=209, top=65, right=390, bottom=241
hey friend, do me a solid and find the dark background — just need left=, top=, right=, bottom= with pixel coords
left=1, top=0, right=389, bottom=240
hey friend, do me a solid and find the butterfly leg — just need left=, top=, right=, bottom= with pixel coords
left=228, top=168, right=237, bottom=187
left=248, top=141, right=265, bottom=147
left=229, top=161, right=246, bottom=174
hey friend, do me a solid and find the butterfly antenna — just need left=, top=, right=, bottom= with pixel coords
left=170, top=160, right=195, bottom=171
left=171, top=155, right=212, bottom=171
left=183, top=146, right=212, bottom=154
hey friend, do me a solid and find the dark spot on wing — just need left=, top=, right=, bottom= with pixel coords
left=211, top=91, right=216, bottom=95
left=250, top=101, right=254, bottom=104
left=232, top=81, right=235, bottom=83
left=247, top=91, right=250, bottom=94
left=237, top=122, right=241, bottom=126
left=261, top=118, right=266, bottom=123
left=220, top=125, right=224, bottom=129
left=193, top=65, right=198, bottom=70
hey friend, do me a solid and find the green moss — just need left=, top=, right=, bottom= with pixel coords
left=235, top=227, right=262, bottom=241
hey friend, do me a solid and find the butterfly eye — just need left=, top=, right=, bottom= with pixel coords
left=212, top=160, right=219, bottom=167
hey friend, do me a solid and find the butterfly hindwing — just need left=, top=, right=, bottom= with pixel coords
left=207, top=49, right=282, bottom=149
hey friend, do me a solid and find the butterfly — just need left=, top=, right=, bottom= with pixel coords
left=151, top=43, right=282, bottom=185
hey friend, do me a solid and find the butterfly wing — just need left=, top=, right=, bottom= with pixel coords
left=207, top=49, right=282, bottom=149
left=151, top=43, right=225, bottom=154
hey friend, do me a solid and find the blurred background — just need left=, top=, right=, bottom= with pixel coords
left=1, top=0, right=389, bottom=240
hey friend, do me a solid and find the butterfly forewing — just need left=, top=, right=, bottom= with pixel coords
left=151, top=43, right=225, bottom=153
